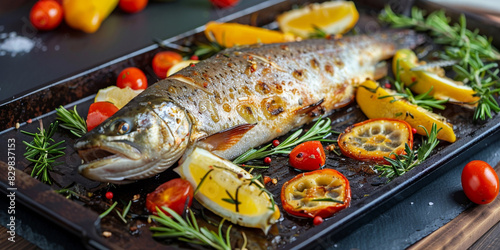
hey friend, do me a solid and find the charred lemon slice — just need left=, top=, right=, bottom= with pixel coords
left=175, top=148, right=280, bottom=234
left=94, top=86, right=143, bottom=109
left=393, top=49, right=479, bottom=106
left=277, top=1, right=359, bottom=38
left=356, top=80, right=456, bottom=143
left=338, top=118, right=413, bottom=163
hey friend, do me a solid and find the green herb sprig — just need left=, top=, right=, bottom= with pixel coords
left=374, top=123, right=441, bottom=180
left=379, top=6, right=500, bottom=120
left=150, top=207, right=231, bottom=250
left=379, top=60, right=447, bottom=110
left=56, top=105, right=87, bottom=137
left=22, top=121, right=66, bottom=184
left=233, top=117, right=337, bottom=164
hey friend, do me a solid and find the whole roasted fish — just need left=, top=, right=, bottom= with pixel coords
left=75, top=31, right=421, bottom=183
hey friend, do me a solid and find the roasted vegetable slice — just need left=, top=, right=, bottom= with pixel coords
left=281, top=168, right=350, bottom=218
left=338, top=118, right=413, bottom=163
left=356, top=80, right=456, bottom=142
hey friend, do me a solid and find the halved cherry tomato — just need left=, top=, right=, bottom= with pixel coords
left=152, top=51, right=183, bottom=79
left=289, top=141, right=326, bottom=171
left=461, top=160, right=499, bottom=204
left=116, top=67, right=148, bottom=90
left=338, top=118, right=413, bottom=163
left=281, top=168, right=350, bottom=218
left=146, top=178, right=194, bottom=216
left=86, top=102, right=119, bottom=131
left=119, top=0, right=148, bottom=13
left=210, top=0, right=240, bottom=8
left=30, top=0, right=64, bottom=31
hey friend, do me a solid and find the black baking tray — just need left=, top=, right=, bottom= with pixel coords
left=1, top=0, right=500, bottom=249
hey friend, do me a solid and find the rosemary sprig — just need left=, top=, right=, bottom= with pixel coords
left=374, top=123, right=441, bottom=180
left=379, top=60, right=447, bottom=110
left=150, top=207, right=231, bottom=250
left=232, top=117, right=337, bottom=164
left=99, top=201, right=118, bottom=219
left=56, top=105, right=87, bottom=137
left=22, top=121, right=65, bottom=184
left=380, top=6, right=500, bottom=120
left=193, top=41, right=225, bottom=59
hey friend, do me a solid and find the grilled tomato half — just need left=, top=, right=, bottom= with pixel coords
left=146, top=178, right=194, bottom=216
left=281, top=168, right=350, bottom=218
left=338, top=118, right=413, bottom=163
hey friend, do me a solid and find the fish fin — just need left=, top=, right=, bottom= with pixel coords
left=200, top=123, right=256, bottom=151
left=295, top=99, right=324, bottom=116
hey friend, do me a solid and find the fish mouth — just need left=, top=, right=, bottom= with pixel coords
left=75, top=141, right=155, bottom=183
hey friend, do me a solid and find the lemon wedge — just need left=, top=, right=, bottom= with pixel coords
left=356, top=80, right=456, bottom=143
left=277, top=1, right=359, bottom=38
left=393, top=49, right=479, bottom=106
left=175, top=148, right=280, bottom=234
left=94, top=86, right=143, bottom=109
left=204, top=22, right=296, bottom=48
left=166, top=60, right=199, bottom=77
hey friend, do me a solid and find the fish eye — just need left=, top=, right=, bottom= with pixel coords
left=117, top=121, right=131, bottom=135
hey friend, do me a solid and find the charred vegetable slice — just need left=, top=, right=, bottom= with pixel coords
left=338, top=118, right=413, bottom=163
left=281, top=168, right=350, bottom=218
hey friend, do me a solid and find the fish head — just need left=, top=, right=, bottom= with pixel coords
left=75, top=99, right=191, bottom=183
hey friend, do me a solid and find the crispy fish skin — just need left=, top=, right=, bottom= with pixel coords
left=75, top=31, right=422, bottom=183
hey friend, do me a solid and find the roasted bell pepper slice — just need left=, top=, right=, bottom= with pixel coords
left=63, top=0, right=118, bottom=33
left=281, top=168, right=350, bottom=218
left=338, top=118, right=413, bottom=163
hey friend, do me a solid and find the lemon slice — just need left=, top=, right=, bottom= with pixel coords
left=204, top=21, right=296, bottom=47
left=277, top=1, right=359, bottom=38
left=94, top=86, right=143, bottom=109
left=166, top=60, right=199, bottom=77
left=393, top=49, right=479, bottom=106
left=175, top=147, right=280, bottom=234
left=356, top=80, right=456, bottom=143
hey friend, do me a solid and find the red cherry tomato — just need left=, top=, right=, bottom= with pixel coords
left=86, top=102, right=119, bottom=131
left=146, top=178, right=194, bottom=216
left=152, top=51, right=183, bottom=79
left=105, top=191, right=114, bottom=200
left=116, top=67, right=148, bottom=90
left=289, top=141, right=326, bottom=171
left=119, top=0, right=148, bottom=13
left=29, top=0, right=64, bottom=31
left=210, top=0, right=239, bottom=8
left=461, top=160, right=499, bottom=204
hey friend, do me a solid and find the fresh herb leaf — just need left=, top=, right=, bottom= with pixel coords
left=374, top=123, right=441, bottom=180
left=22, top=121, right=65, bottom=184
left=150, top=207, right=231, bottom=250
left=233, top=117, right=337, bottom=164
left=99, top=201, right=118, bottom=219
left=56, top=105, right=87, bottom=137
left=380, top=6, right=500, bottom=120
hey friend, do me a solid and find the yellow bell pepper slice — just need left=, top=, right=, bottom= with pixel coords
left=393, top=49, right=479, bottom=107
left=356, top=80, right=456, bottom=143
left=63, top=0, right=118, bottom=33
